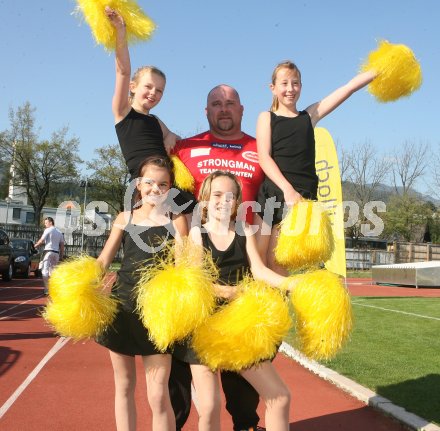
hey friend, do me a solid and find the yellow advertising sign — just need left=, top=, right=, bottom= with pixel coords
left=315, top=127, right=346, bottom=278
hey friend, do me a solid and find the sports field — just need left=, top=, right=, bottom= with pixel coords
left=287, top=290, right=440, bottom=425
left=2, top=277, right=415, bottom=430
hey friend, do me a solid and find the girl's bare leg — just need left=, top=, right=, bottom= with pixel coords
left=241, top=361, right=291, bottom=431
left=109, top=351, right=137, bottom=431
left=143, top=354, right=176, bottom=431
left=190, top=364, right=221, bottom=431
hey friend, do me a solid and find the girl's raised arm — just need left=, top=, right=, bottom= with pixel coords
left=306, top=70, right=377, bottom=127
left=105, top=7, right=132, bottom=123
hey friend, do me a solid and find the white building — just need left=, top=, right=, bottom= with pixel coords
left=0, top=198, right=57, bottom=225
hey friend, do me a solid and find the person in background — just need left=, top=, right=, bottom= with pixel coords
left=35, top=216, right=65, bottom=295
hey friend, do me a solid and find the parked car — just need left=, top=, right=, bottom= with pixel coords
left=10, top=238, right=41, bottom=278
left=0, top=229, right=14, bottom=281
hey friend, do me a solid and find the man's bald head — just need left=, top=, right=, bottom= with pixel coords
left=206, top=84, right=244, bottom=139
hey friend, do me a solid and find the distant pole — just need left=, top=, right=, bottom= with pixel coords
left=80, top=178, right=88, bottom=253
left=5, top=196, right=12, bottom=225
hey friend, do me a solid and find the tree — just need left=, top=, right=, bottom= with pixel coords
left=337, top=144, right=350, bottom=184
left=0, top=160, right=11, bottom=199
left=383, top=195, right=434, bottom=242
left=430, top=142, right=440, bottom=201
left=0, top=102, right=82, bottom=225
left=343, top=141, right=391, bottom=238
left=86, top=144, right=131, bottom=214
left=391, top=140, right=429, bottom=196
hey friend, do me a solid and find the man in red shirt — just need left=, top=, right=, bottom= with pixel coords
left=170, top=84, right=264, bottom=431
left=173, top=84, right=264, bottom=223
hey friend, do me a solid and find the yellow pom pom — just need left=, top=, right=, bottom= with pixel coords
left=290, top=269, right=353, bottom=360
left=361, top=40, right=422, bottom=102
left=171, top=155, right=195, bottom=193
left=43, top=256, right=118, bottom=340
left=275, top=200, right=334, bottom=270
left=136, top=240, right=217, bottom=351
left=192, top=278, right=292, bottom=371
left=75, top=0, right=156, bottom=51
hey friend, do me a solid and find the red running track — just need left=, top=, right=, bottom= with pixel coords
left=347, top=278, right=440, bottom=297
left=2, top=277, right=436, bottom=430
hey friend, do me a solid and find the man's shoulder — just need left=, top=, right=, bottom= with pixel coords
left=239, top=132, right=256, bottom=144
left=55, top=228, right=65, bottom=242
left=177, top=131, right=211, bottom=149
left=50, top=226, right=63, bottom=236
left=174, top=131, right=256, bottom=155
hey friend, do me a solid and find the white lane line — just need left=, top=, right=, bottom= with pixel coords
left=0, top=336, right=69, bottom=419
left=279, top=342, right=440, bottom=431
left=1, top=273, right=114, bottom=318
left=0, top=306, right=41, bottom=320
left=0, top=296, right=43, bottom=317
left=352, top=301, right=440, bottom=321
left=347, top=282, right=370, bottom=285
left=0, top=280, right=42, bottom=290
left=0, top=293, right=44, bottom=302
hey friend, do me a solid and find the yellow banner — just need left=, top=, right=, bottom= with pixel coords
left=314, top=127, right=346, bottom=278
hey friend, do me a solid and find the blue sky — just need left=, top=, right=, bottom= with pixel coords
left=1, top=0, right=439, bottom=192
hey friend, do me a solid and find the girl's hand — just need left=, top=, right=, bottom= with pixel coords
left=105, top=6, right=125, bottom=29
left=164, top=132, right=180, bottom=152
left=214, top=284, right=237, bottom=300
left=282, top=186, right=302, bottom=207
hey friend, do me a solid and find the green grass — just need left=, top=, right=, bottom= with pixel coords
left=285, top=297, right=440, bottom=424
left=346, top=269, right=372, bottom=278
left=109, top=262, right=121, bottom=271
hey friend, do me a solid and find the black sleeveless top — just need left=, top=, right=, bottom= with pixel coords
left=114, top=217, right=174, bottom=311
left=201, top=230, right=250, bottom=286
left=115, top=108, right=168, bottom=179
left=269, top=110, right=318, bottom=198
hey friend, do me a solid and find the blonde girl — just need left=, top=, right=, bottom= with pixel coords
left=105, top=7, right=179, bottom=179
left=256, top=61, right=376, bottom=272
left=178, top=171, right=292, bottom=431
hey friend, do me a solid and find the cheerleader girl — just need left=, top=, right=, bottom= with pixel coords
left=256, top=61, right=376, bottom=272
left=96, top=156, right=187, bottom=431
left=175, top=170, right=292, bottom=431
left=105, top=7, right=195, bottom=214
left=105, top=7, right=178, bottom=175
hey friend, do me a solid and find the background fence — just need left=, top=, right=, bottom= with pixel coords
left=346, top=242, right=440, bottom=269
left=0, top=223, right=122, bottom=262
left=2, top=224, right=440, bottom=269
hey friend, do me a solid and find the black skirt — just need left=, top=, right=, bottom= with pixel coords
left=173, top=339, right=201, bottom=365
left=96, top=305, right=166, bottom=357
left=257, top=179, right=316, bottom=227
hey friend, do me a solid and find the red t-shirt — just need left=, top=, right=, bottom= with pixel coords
left=172, top=131, right=264, bottom=222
